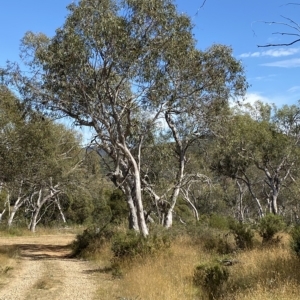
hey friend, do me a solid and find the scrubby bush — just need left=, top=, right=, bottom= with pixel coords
left=290, top=225, right=300, bottom=256
left=229, top=220, right=254, bottom=250
left=193, top=262, right=229, bottom=300
left=72, top=224, right=115, bottom=257
left=203, top=234, right=234, bottom=254
left=111, top=230, right=171, bottom=261
left=208, top=214, right=230, bottom=230
left=257, top=214, right=286, bottom=244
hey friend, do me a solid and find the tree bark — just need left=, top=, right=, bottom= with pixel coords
left=123, top=183, right=139, bottom=232
left=271, top=192, right=278, bottom=215
left=164, top=184, right=181, bottom=228
left=55, top=197, right=66, bottom=223
left=7, top=209, right=17, bottom=227
left=29, top=207, right=41, bottom=232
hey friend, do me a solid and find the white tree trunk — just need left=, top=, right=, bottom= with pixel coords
left=120, top=143, right=149, bottom=237
left=55, top=198, right=66, bottom=223
left=123, top=184, right=139, bottom=231
left=29, top=208, right=40, bottom=232
left=271, top=192, right=278, bottom=215
left=0, top=209, right=6, bottom=222
left=7, top=209, right=17, bottom=227
left=164, top=185, right=180, bottom=228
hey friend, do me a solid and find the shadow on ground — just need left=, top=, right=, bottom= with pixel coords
left=0, top=243, right=72, bottom=260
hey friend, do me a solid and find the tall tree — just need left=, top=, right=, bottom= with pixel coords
left=7, top=0, right=247, bottom=235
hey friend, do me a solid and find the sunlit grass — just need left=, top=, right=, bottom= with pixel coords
left=94, top=231, right=300, bottom=300
left=0, top=245, right=18, bottom=289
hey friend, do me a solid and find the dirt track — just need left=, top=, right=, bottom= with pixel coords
left=0, top=234, right=99, bottom=300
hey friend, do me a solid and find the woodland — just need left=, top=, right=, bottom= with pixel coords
left=1, top=1, right=300, bottom=299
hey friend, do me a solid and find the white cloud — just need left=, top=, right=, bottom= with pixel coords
left=288, top=86, right=300, bottom=93
left=231, top=92, right=272, bottom=108
left=261, top=58, right=300, bottom=68
left=251, top=74, right=276, bottom=81
left=239, top=48, right=300, bottom=58
left=244, top=92, right=272, bottom=105
left=240, top=52, right=261, bottom=58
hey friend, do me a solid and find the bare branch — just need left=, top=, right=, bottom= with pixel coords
left=257, top=8, right=300, bottom=47
left=258, top=38, right=300, bottom=47
left=281, top=3, right=300, bottom=6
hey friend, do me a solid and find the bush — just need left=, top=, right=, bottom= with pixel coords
left=72, top=224, right=115, bottom=257
left=193, top=262, right=229, bottom=300
left=203, top=235, right=234, bottom=254
left=111, top=230, right=171, bottom=261
left=229, top=221, right=254, bottom=250
left=290, top=225, right=300, bottom=256
left=208, top=214, right=230, bottom=230
left=257, top=214, right=286, bottom=244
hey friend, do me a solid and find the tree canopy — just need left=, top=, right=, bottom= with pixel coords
left=4, top=0, right=248, bottom=235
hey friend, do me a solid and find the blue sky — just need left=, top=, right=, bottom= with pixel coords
left=1, top=0, right=300, bottom=107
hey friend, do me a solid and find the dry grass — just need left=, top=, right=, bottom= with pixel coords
left=96, top=235, right=206, bottom=300
left=94, top=231, right=300, bottom=300
left=115, top=237, right=200, bottom=300
left=0, top=245, right=19, bottom=289
left=225, top=235, right=300, bottom=300
left=2, top=225, right=299, bottom=299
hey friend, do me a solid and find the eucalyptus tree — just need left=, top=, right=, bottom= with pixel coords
left=7, top=0, right=247, bottom=235
left=213, top=102, right=300, bottom=218
left=25, top=123, right=83, bottom=232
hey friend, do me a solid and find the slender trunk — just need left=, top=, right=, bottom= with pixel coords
left=236, top=180, right=245, bottom=222
left=133, top=170, right=148, bottom=236
left=0, top=191, right=9, bottom=223
left=7, top=209, right=17, bottom=227
left=164, top=184, right=181, bottom=228
left=185, top=198, right=199, bottom=221
left=271, top=192, right=278, bottom=215
left=0, top=209, right=6, bottom=222
left=255, top=197, right=264, bottom=218
left=120, top=143, right=148, bottom=236
left=238, top=175, right=264, bottom=218
left=55, top=198, right=66, bottom=223
left=7, top=181, right=28, bottom=227
left=164, top=151, right=185, bottom=228
left=30, top=207, right=41, bottom=232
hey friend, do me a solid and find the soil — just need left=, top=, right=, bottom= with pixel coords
left=0, top=234, right=100, bottom=300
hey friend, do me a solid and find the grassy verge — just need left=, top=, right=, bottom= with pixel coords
left=81, top=226, right=300, bottom=300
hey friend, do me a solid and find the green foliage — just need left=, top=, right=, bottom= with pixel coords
left=229, top=220, right=254, bottom=250
left=203, top=235, right=234, bottom=255
left=9, top=0, right=248, bottom=234
left=107, top=189, right=128, bottom=224
left=111, top=230, right=171, bottom=261
left=257, top=214, right=286, bottom=244
left=72, top=224, right=116, bottom=257
left=290, top=226, right=300, bottom=256
left=208, top=214, right=230, bottom=230
left=193, top=262, right=229, bottom=300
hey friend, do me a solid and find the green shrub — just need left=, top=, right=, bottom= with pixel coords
left=290, top=226, right=300, bottom=256
left=257, top=214, right=286, bottom=244
left=229, top=221, right=254, bottom=250
left=111, top=230, right=171, bottom=261
left=203, top=235, right=234, bottom=254
left=208, top=214, right=230, bottom=230
left=193, top=262, right=229, bottom=300
left=72, top=224, right=115, bottom=257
